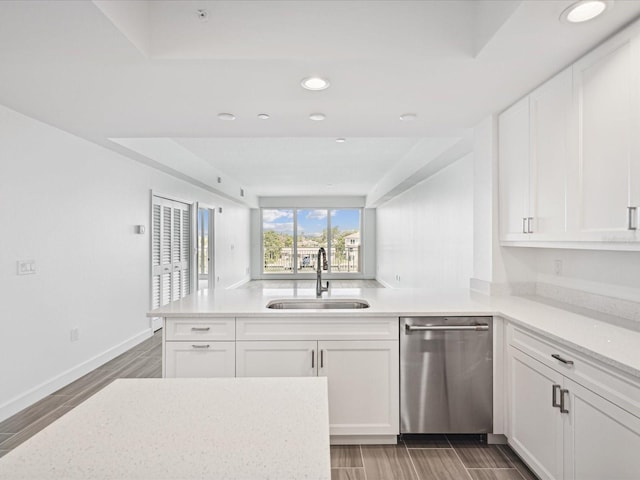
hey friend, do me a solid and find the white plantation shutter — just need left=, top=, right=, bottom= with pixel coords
left=151, top=196, right=192, bottom=309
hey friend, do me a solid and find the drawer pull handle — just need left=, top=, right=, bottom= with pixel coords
left=320, top=350, right=324, bottom=368
left=560, top=388, right=570, bottom=414
left=191, top=327, right=211, bottom=332
left=552, top=384, right=561, bottom=408
left=311, top=350, right=315, bottom=369
left=551, top=354, right=574, bottom=365
left=191, top=344, right=210, bottom=349
left=628, top=206, right=638, bottom=231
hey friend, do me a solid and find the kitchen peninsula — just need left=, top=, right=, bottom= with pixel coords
left=151, top=286, right=640, bottom=478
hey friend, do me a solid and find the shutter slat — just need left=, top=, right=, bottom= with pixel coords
left=173, top=208, right=181, bottom=264
left=162, top=206, right=172, bottom=265
left=152, top=204, right=161, bottom=267
left=161, top=273, right=171, bottom=306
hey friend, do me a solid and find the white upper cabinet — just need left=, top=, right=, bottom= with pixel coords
left=529, top=68, right=572, bottom=239
left=572, top=28, right=640, bottom=241
left=498, top=19, right=640, bottom=249
left=499, top=68, right=572, bottom=242
left=499, top=96, right=531, bottom=240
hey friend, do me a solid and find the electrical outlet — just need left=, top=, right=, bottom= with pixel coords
left=17, top=260, right=36, bottom=275
left=554, top=259, right=563, bottom=276
left=70, top=328, right=79, bottom=342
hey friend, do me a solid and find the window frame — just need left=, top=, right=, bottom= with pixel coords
left=260, top=207, right=364, bottom=279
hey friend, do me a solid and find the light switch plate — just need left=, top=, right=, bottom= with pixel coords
left=17, top=260, right=36, bottom=275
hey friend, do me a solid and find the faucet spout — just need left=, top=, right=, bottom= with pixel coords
left=316, top=248, right=329, bottom=298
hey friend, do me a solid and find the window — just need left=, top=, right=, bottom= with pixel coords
left=262, top=208, right=361, bottom=274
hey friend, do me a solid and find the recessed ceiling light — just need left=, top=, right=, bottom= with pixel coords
left=309, top=113, right=326, bottom=121
left=257, top=113, right=270, bottom=120
left=561, top=1, right=610, bottom=23
left=217, top=113, right=235, bottom=121
left=196, top=9, right=209, bottom=22
left=301, top=77, right=330, bottom=91
left=336, top=138, right=346, bottom=143
left=399, top=113, right=417, bottom=121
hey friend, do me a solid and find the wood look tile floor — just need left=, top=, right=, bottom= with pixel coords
left=0, top=329, right=539, bottom=480
left=0, top=329, right=162, bottom=458
left=331, top=436, right=539, bottom=480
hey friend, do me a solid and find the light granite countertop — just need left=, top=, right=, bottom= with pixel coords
left=149, top=286, right=640, bottom=378
left=0, top=378, right=331, bottom=480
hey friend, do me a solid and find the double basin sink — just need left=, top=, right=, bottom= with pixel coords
left=266, top=298, right=370, bottom=310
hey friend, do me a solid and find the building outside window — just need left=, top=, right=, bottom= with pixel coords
left=262, top=208, right=361, bottom=274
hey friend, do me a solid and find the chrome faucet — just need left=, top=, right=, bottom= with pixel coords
left=316, top=247, right=329, bottom=298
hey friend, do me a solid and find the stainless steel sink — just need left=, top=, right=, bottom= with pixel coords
left=266, top=298, right=370, bottom=310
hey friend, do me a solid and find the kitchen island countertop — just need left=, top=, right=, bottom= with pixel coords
left=0, top=377, right=331, bottom=480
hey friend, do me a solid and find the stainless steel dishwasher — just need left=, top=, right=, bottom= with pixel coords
left=400, top=316, right=493, bottom=434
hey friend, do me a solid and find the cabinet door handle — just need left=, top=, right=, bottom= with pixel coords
left=551, top=353, right=574, bottom=365
left=311, top=350, right=315, bottom=368
left=320, top=350, right=324, bottom=368
left=522, top=217, right=527, bottom=234
left=560, top=388, right=570, bottom=414
left=191, top=344, right=210, bottom=349
left=552, top=384, right=561, bottom=408
left=628, top=206, right=638, bottom=230
left=191, top=327, right=211, bottom=332
left=527, top=217, right=534, bottom=233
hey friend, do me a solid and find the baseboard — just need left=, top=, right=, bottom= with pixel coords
left=226, top=276, right=251, bottom=290
left=376, top=278, right=394, bottom=289
left=0, top=328, right=152, bottom=423
left=487, top=433, right=508, bottom=444
left=331, top=434, right=398, bottom=445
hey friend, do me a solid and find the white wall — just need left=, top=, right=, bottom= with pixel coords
left=0, top=104, right=250, bottom=421
left=531, top=249, right=640, bottom=302
left=376, top=153, right=474, bottom=289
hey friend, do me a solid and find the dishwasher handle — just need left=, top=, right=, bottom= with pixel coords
left=405, top=324, right=490, bottom=332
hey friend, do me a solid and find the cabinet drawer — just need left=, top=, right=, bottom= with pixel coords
left=164, top=341, right=235, bottom=378
left=164, top=318, right=235, bottom=341
left=508, top=323, right=640, bottom=419
left=236, top=317, right=398, bottom=341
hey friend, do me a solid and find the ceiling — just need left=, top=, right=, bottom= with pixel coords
left=1, top=0, right=639, bottom=206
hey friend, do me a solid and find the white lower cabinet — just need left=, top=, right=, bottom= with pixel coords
left=235, top=317, right=399, bottom=439
left=236, top=339, right=399, bottom=437
left=563, top=378, right=640, bottom=480
left=164, top=316, right=400, bottom=440
left=507, top=325, right=640, bottom=480
left=509, top=346, right=564, bottom=480
left=164, top=341, right=235, bottom=378
left=163, top=318, right=236, bottom=378
left=319, top=340, right=399, bottom=436
left=236, top=341, right=316, bottom=377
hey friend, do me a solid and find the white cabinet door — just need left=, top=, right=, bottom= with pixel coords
left=529, top=68, right=572, bottom=238
left=508, top=347, right=564, bottom=480
left=164, top=341, right=235, bottom=378
left=235, top=341, right=317, bottom=377
left=572, top=31, right=640, bottom=240
left=318, top=340, right=399, bottom=436
left=499, top=96, right=531, bottom=240
left=563, top=378, right=640, bottom=480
